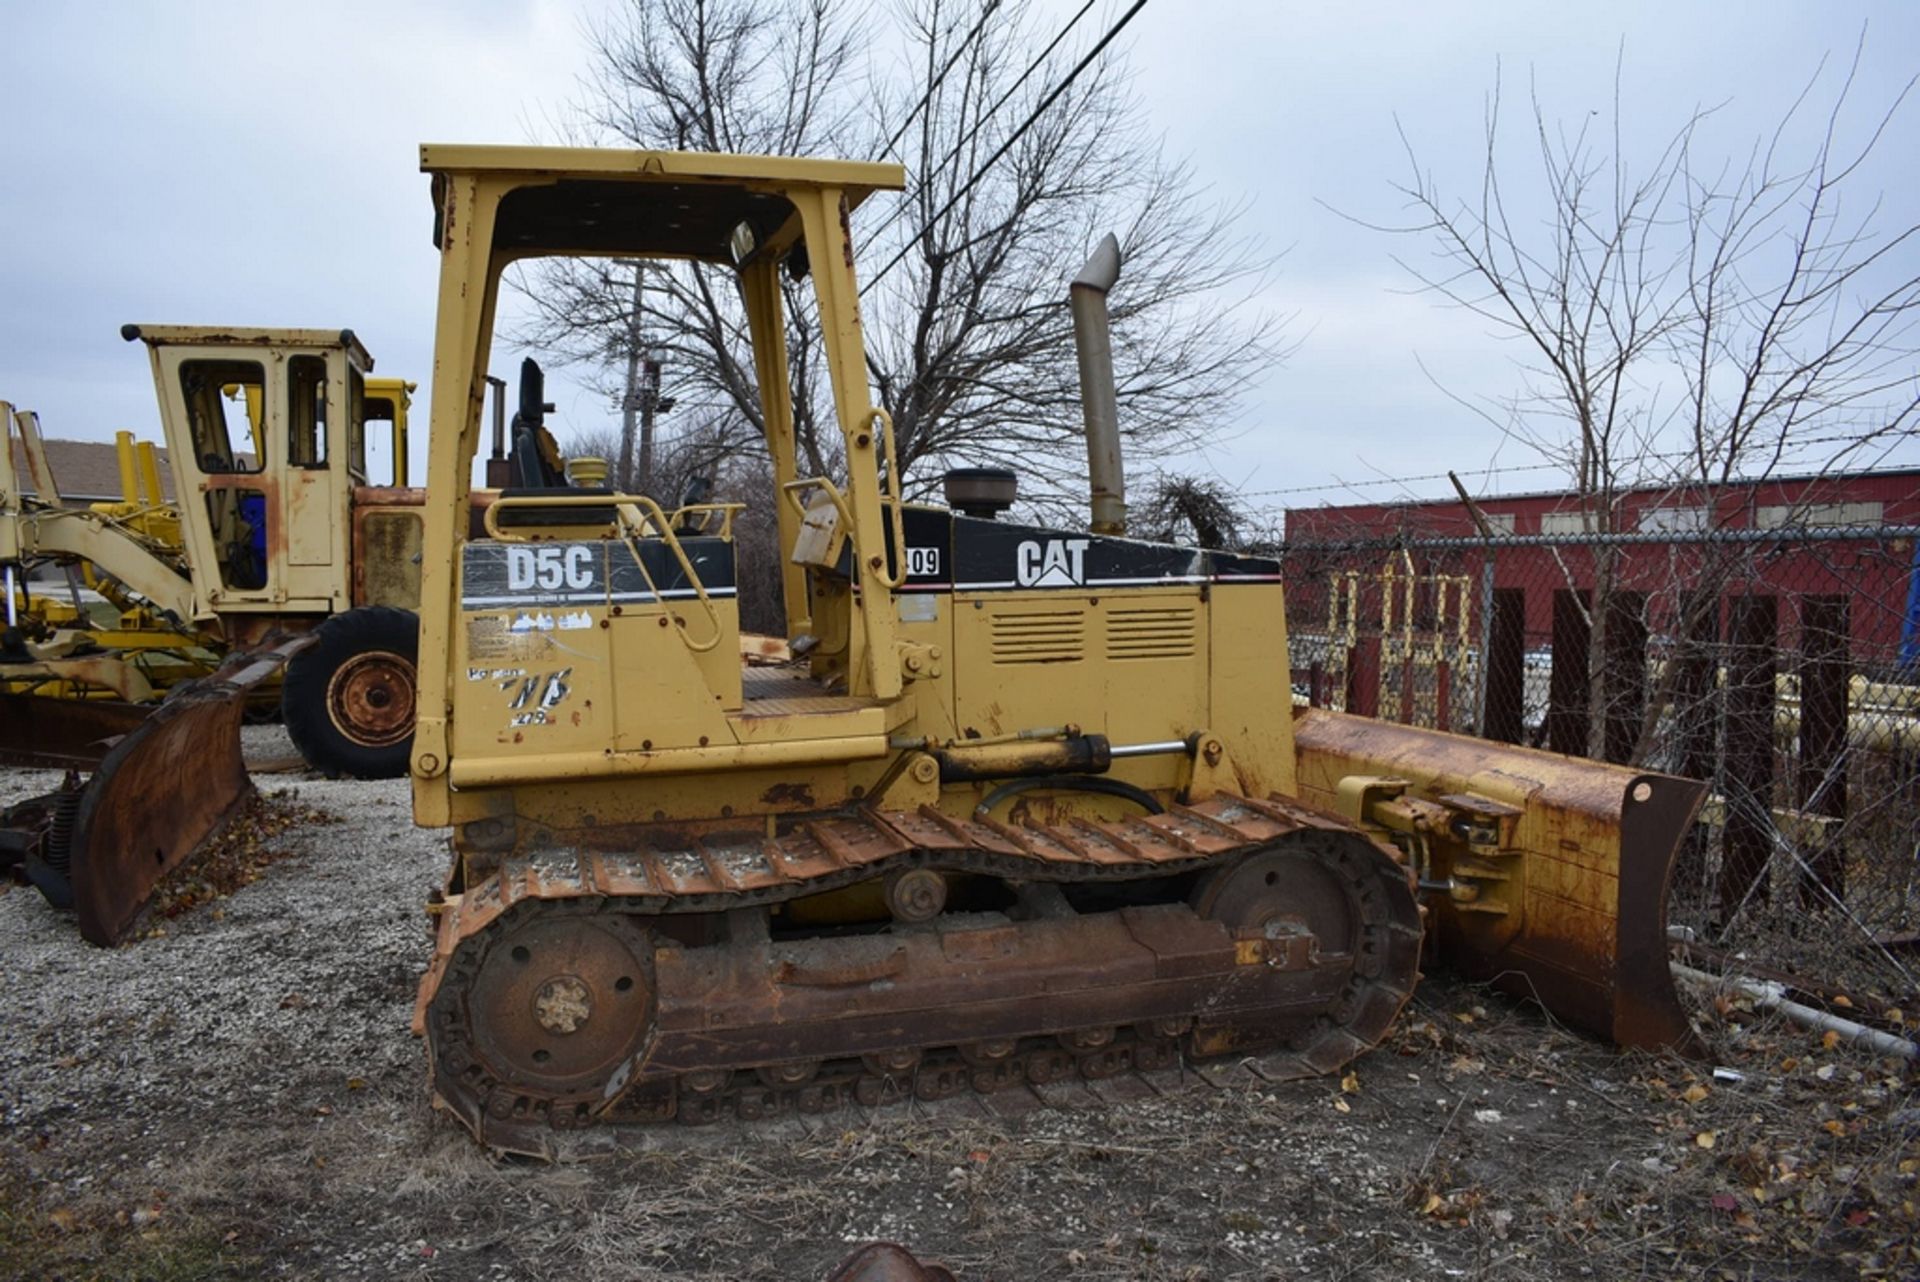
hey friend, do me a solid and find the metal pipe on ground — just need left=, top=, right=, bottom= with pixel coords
left=1671, top=961, right=1918, bottom=1061
left=1070, top=233, right=1125, bottom=536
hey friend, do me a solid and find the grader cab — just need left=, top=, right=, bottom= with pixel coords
left=408, top=147, right=1703, bottom=1155
left=1, top=328, right=429, bottom=941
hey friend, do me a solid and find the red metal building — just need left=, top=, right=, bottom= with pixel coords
left=1285, top=468, right=1920, bottom=662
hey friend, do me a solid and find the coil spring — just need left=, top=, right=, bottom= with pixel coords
left=42, top=789, right=81, bottom=878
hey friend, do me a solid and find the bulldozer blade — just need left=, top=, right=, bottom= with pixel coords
left=60, top=638, right=310, bottom=945
left=0, top=692, right=153, bottom=768
left=1293, top=708, right=1706, bottom=1053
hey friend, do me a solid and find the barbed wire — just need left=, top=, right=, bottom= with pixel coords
left=1231, top=429, right=1920, bottom=507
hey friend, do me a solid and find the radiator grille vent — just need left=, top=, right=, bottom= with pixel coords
left=1107, top=606, right=1197, bottom=660
left=991, top=609, right=1086, bottom=664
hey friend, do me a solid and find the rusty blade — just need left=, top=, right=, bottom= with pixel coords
left=0, top=692, right=152, bottom=768
left=1293, top=707, right=1706, bottom=1053
left=67, top=636, right=312, bottom=946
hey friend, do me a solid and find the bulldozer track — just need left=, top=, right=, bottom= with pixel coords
left=421, top=793, right=1424, bottom=1156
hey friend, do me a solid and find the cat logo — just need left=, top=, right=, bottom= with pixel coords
left=1015, top=538, right=1090, bottom=587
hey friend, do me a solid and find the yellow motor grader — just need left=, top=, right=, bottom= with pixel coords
left=407, top=146, right=1705, bottom=1156
left=1, top=327, right=430, bottom=941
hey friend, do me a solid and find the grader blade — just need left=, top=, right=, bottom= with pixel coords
left=1292, top=708, right=1706, bottom=1052
left=4, top=637, right=311, bottom=945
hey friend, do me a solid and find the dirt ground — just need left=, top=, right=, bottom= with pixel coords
left=1, top=732, right=1914, bottom=1281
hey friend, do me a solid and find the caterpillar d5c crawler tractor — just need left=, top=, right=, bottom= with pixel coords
left=1, top=328, right=428, bottom=942
left=410, top=147, right=1706, bottom=1157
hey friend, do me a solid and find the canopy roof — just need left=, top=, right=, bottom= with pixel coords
left=419, top=145, right=906, bottom=262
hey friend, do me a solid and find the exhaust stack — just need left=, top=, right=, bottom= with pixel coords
left=1071, top=233, right=1125, bottom=535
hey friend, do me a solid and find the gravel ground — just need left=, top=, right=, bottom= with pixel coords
left=1, top=728, right=1914, bottom=1281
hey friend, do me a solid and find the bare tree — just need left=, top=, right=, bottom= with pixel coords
left=1372, top=45, right=1920, bottom=762
left=515, top=0, right=1282, bottom=519
left=1132, top=474, right=1248, bottom=551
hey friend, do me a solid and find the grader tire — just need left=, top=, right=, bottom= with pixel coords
left=283, top=606, right=419, bottom=779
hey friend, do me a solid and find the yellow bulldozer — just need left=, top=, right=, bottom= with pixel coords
left=1, top=327, right=433, bottom=941
left=405, top=146, right=1706, bottom=1156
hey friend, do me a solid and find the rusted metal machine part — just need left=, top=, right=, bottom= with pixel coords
left=0, top=691, right=151, bottom=768
left=827, top=1244, right=956, bottom=1282
left=0, top=635, right=312, bottom=944
left=417, top=793, right=1421, bottom=1157
left=1292, top=707, right=1706, bottom=1052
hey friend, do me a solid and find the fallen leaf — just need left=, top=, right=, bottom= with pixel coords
left=1454, top=1012, right=1475, bottom=1025
left=1332, top=1098, right=1351, bottom=1114
left=346, top=1077, right=367, bottom=1091
left=1846, top=1208, right=1871, bottom=1227
left=1821, top=1030, right=1841, bottom=1050
left=1711, top=1193, right=1738, bottom=1212
left=1421, top=1192, right=1444, bottom=1216
left=968, top=1149, right=990, bottom=1164
left=1831, top=994, right=1852, bottom=1009
left=48, top=1207, right=79, bottom=1232
left=1340, top=1072, right=1360, bottom=1095
left=1696, top=1131, right=1717, bottom=1149
left=1682, top=1084, right=1710, bottom=1104
left=1822, top=1120, right=1846, bottom=1137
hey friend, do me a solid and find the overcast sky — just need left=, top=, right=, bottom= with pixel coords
left=3, top=1, right=1915, bottom=520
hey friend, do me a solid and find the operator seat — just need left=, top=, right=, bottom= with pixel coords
left=496, top=356, right=617, bottom=530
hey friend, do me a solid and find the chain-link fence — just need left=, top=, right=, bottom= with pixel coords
left=1281, top=525, right=1920, bottom=1006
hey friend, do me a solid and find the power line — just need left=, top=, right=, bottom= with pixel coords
left=1233, top=429, right=1920, bottom=502
left=860, top=0, right=1150, bottom=297
left=857, top=0, right=1101, bottom=262
left=871, top=1, right=1005, bottom=164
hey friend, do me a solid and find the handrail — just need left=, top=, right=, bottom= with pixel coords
left=665, top=501, right=745, bottom=539
left=613, top=501, right=724, bottom=653
left=778, top=406, right=908, bottom=590
left=481, top=491, right=724, bottom=654
left=780, top=475, right=857, bottom=531
left=482, top=493, right=623, bottom=541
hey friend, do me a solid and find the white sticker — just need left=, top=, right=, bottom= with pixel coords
left=906, top=546, right=941, bottom=577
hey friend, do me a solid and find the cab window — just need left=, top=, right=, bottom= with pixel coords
left=288, top=355, right=328, bottom=469
left=179, top=360, right=265, bottom=473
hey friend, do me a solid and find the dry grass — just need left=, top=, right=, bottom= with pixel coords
left=2, top=740, right=1912, bottom=1280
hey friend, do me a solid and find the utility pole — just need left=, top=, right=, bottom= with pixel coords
left=617, top=264, right=644, bottom=493
left=616, top=263, right=674, bottom=495
left=637, top=357, right=660, bottom=497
